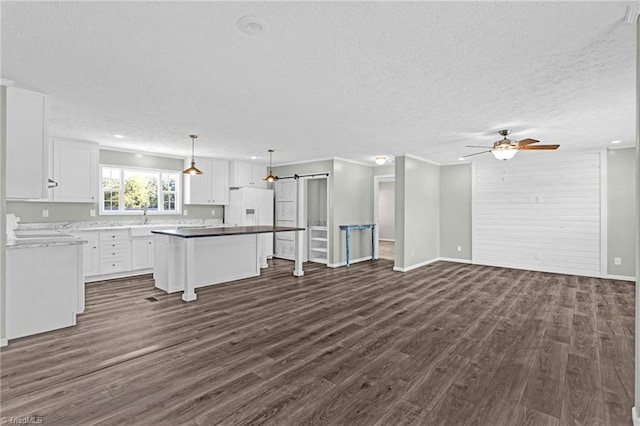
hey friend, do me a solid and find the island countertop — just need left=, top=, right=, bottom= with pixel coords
left=151, top=225, right=305, bottom=238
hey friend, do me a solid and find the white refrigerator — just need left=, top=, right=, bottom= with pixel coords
left=225, top=187, right=274, bottom=261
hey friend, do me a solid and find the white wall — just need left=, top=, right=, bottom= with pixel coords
left=473, top=151, right=601, bottom=277
left=378, top=181, right=394, bottom=240
left=395, top=155, right=439, bottom=271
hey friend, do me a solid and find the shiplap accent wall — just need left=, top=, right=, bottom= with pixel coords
left=473, top=152, right=601, bottom=277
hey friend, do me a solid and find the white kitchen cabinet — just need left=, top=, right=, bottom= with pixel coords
left=99, top=230, right=132, bottom=274
left=184, top=158, right=229, bottom=205
left=6, top=243, right=83, bottom=340
left=76, top=232, right=100, bottom=277
left=5, top=86, right=49, bottom=200
left=131, top=237, right=154, bottom=270
left=229, top=161, right=267, bottom=189
left=51, top=138, right=99, bottom=202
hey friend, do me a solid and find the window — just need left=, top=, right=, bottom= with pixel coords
left=100, top=165, right=181, bottom=214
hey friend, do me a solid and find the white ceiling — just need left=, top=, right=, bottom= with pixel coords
left=1, top=1, right=636, bottom=166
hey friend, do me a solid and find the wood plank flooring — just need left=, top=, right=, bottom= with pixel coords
left=0, top=259, right=635, bottom=425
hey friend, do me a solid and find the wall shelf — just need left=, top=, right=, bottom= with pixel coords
left=309, top=226, right=328, bottom=264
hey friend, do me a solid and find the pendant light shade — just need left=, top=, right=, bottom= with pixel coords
left=182, top=135, right=203, bottom=175
left=263, top=149, right=278, bottom=182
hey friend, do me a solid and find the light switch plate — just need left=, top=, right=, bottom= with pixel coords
left=183, top=209, right=188, bottom=216
left=89, top=209, right=96, bottom=217
left=614, top=257, right=622, bottom=265
left=42, top=209, right=49, bottom=218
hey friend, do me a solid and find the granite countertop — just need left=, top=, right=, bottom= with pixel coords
left=152, top=225, right=305, bottom=238
left=16, top=219, right=229, bottom=232
left=7, top=220, right=233, bottom=248
left=7, top=230, right=85, bottom=250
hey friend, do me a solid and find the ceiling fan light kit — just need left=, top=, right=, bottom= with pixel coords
left=492, top=147, right=518, bottom=161
left=463, top=129, right=560, bottom=161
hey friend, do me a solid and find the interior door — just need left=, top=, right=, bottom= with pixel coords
left=274, top=180, right=298, bottom=260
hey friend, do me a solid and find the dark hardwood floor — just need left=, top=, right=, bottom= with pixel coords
left=0, top=259, right=635, bottom=425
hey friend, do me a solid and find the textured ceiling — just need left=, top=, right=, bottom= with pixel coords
left=1, top=1, right=636, bottom=166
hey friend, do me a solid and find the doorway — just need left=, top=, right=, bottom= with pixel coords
left=274, top=175, right=330, bottom=265
left=374, top=175, right=395, bottom=261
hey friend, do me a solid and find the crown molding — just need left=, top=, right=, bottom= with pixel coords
left=1, top=78, right=15, bottom=87
left=403, top=153, right=441, bottom=166
left=625, top=3, right=640, bottom=23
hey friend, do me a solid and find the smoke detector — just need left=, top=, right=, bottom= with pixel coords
left=237, top=16, right=268, bottom=36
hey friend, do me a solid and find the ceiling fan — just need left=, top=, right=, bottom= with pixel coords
left=462, top=129, right=560, bottom=160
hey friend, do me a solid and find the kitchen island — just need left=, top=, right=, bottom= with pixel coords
left=152, top=226, right=305, bottom=302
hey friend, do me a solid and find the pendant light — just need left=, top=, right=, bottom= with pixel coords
left=263, top=149, right=278, bottom=182
left=182, top=135, right=203, bottom=175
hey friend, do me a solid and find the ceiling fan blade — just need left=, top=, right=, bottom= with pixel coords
left=520, top=144, right=560, bottom=150
left=465, top=145, right=493, bottom=148
left=460, top=150, right=491, bottom=159
left=516, top=138, right=539, bottom=147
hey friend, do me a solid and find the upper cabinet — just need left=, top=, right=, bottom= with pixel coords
left=229, top=161, right=267, bottom=189
left=51, top=138, right=99, bottom=202
left=184, top=158, right=229, bottom=205
left=5, top=86, right=49, bottom=200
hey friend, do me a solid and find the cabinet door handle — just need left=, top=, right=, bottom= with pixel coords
left=112, top=244, right=115, bottom=247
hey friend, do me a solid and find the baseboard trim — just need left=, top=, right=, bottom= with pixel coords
left=393, top=258, right=440, bottom=272
left=85, top=269, right=153, bottom=283
left=328, top=256, right=373, bottom=268
left=632, top=406, right=639, bottom=426
left=604, top=274, right=636, bottom=282
left=437, top=257, right=473, bottom=264
left=0, top=338, right=7, bottom=347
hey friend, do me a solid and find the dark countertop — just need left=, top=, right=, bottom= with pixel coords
left=151, top=225, right=305, bottom=238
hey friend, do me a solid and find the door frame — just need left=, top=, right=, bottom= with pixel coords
left=301, top=175, right=330, bottom=264
left=373, top=174, right=395, bottom=261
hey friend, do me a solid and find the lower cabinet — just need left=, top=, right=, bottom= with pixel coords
left=82, top=232, right=100, bottom=276
left=6, top=243, right=83, bottom=339
left=99, top=230, right=131, bottom=274
left=71, top=228, right=158, bottom=281
left=131, top=237, right=154, bottom=270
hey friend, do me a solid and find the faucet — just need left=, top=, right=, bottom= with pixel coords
left=143, top=205, right=149, bottom=224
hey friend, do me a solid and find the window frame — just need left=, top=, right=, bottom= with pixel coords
left=99, top=164, right=182, bottom=215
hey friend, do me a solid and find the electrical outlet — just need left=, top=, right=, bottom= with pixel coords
left=183, top=209, right=188, bottom=216
left=42, top=209, right=49, bottom=218
left=211, top=209, right=216, bottom=216
left=614, top=257, right=622, bottom=265
left=535, top=252, right=542, bottom=260
left=411, top=250, right=415, bottom=256
left=457, top=246, right=462, bottom=252
left=89, top=209, right=96, bottom=217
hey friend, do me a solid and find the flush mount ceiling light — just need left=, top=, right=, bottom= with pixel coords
left=375, top=156, right=387, bottom=165
left=237, top=16, right=268, bottom=36
left=182, top=135, right=203, bottom=175
left=113, top=134, right=125, bottom=139
left=263, top=149, right=278, bottom=182
left=610, top=140, right=622, bottom=144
